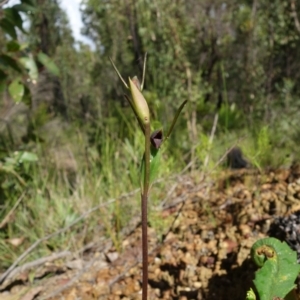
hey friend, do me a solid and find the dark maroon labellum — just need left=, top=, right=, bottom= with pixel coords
left=150, top=129, right=163, bottom=149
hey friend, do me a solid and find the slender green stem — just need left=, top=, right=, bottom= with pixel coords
left=141, top=123, right=151, bottom=300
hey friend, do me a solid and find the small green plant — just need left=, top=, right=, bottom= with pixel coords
left=110, top=54, right=186, bottom=300
left=0, top=150, right=38, bottom=198
left=246, top=237, right=300, bottom=300
left=0, top=0, right=60, bottom=104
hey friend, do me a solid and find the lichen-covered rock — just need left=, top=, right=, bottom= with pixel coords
left=268, top=211, right=300, bottom=262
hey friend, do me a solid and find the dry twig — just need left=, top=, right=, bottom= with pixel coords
left=39, top=254, right=98, bottom=300
left=3, top=251, right=71, bottom=283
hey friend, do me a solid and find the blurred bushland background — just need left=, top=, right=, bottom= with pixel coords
left=0, top=0, right=300, bottom=269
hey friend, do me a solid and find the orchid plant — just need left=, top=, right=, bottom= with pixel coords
left=110, top=54, right=187, bottom=299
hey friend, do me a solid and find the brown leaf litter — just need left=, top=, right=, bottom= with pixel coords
left=2, top=165, right=300, bottom=300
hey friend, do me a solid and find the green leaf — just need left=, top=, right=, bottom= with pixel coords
left=140, top=147, right=161, bottom=191
left=4, top=8, right=24, bottom=32
left=0, top=19, right=17, bottom=39
left=6, top=40, right=21, bottom=52
left=251, top=237, right=300, bottom=300
left=8, top=79, right=25, bottom=103
left=18, top=151, right=38, bottom=163
left=140, top=129, right=163, bottom=191
left=149, top=147, right=161, bottom=184
left=20, top=56, right=38, bottom=81
left=13, top=3, right=37, bottom=13
left=0, top=54, right=23, bottom=73
left=37, top=52, right=60, bottom=77
left=165, top=100, right=188, bottom=141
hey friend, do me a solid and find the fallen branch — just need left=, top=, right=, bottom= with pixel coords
left=3, top=251, right=71, bottom=284
left=39, top=254, right=99, bottom=300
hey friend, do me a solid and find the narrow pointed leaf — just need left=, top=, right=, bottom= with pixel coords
left=165, top=100, right=188, bottom=141
left=149, top=147, right=161, bottom=185
left=141, top=52, right=147, bottom=91
left=109, top=57, right=129, bottom=89
left=140, top=130, right=163, bottom=190
left=140, top=148, right=161, bottom=191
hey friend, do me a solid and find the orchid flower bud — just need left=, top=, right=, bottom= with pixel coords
left=129, top=77, right=150, bottom=126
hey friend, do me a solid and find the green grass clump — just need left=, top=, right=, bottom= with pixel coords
left=0, top=117, right=184, bottom=271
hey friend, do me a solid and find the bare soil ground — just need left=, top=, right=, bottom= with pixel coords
left=2, top=166, right=300, bottom=300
